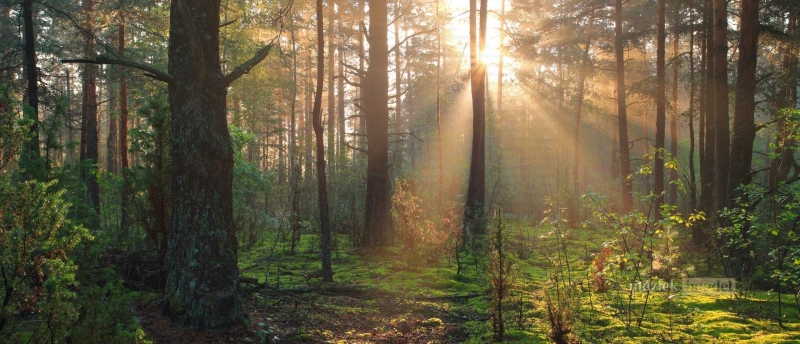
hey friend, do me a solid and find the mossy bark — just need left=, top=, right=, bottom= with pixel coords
left=164, top=0, right=242, bottom=329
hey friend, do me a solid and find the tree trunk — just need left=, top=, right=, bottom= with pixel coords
left=163, top=0, right=242, bottom=328
left=337, top=37, right=345, bottom=163
left=572, top=9, right=594, bottom=221
left=654, top=0, right=667, bottom=214
left=108, top=81, right=117, bottom=174
left=289, top=14, right=302, bottom=272
left=700, top=0, right=715, bottom=216
left=119, top=6, right=130, bottom=231
left=436, top=0, right=444, bottom=212
left=81, top=0, right=100, bottom=217
left=363, top=0, right=391, bottom=246
left=313, top=0, right=334, bottom=282
left=669, top=31, right=679, bottom=206
left=728, top=0, right=759, bottom=193
left=327, top=0, right=336, bottom=176
left=712, top=0, right=729, bottom=211
left=21, top=0, right=40, bottom=174
left=615, top=0, right=633, bottom=212
left=465, top=0, right=487, bottom=232
left=394, top=0, right=403, bottom=171
left=688, top=6, right=698, bottom=212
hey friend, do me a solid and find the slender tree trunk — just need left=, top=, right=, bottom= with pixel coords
left=669, top=30, right=679, bottom=206
left=327, top=0, right=336, bottom=176
left=21, top=0, right=40, bottom=174
left=688, top=6, right=698, bottom=211
left=713, top=0, right=729, bottom=211
left=654, top=0, right=667, bottom=214
left=497, top=0, right=505, bottom=119
left=436, top=0, right=444, bottom=212
left=107, top=80, right=117, bottom=174
left=700, top=0, right=716, bottom=215
left=573, top=9, right=595, bottom=215
left=728, top=0, right=759, bottom=193
left=290, top=15, right=301, bottom=266
left=615, top=0, right=633, bottom=211
left=363, top=0, right=391, bottom=246
left=337, top=37, right=345, bottom=162
left=465, top=0, right=488, bottom=232
left=81, top=0, right=100, bottom=217
left=313, top=0, right=334, bottom=282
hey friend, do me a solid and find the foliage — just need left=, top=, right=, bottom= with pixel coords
left=0, top=176, right=88, bottom=341
left=391, top=179, right=449, bottom=266
left=487, top=208, right=515, bottom=341
left=0, top=85, right=27, bottom=172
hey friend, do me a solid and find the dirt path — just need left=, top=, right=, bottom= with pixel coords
left=135, top=291, right=478, bottom=343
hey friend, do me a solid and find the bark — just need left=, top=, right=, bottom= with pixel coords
left=573, top=9, right=595, bottom=204
left=21, top=0, right=40, bottom=173
left=654, top=0, right=667, bottom=214
left=363, top=0, right=391, bottom=246
left=313, top=0, right=334, bottom=282
left=108, top=80, right=117, bottom=174
left=669, top=31, right=679, bottom=206
left=327, top=0, right=335, bottom=175
left=688, top=7, right=698, bottom=211
left=497, top=0, right=505, bottom=119
left=163, top=0, right=250, bottom=328
left=337, top=37, right=345, bottom=162
left=700, top=0, right=716, bottom=216
left=615, top=0, right=633, bottom=211
left=436, top=0, right=443, bottom=211
left=713, top=0, right=730, bottom=211
left=465, top=0, right=488, bottom=231
left=394, top=0, right=402, bottom=169
left=81, top=0, right=100, bottom=217
left=728, top=0, right=759, bottom=193
left=290, top=16, right=301, bottom=252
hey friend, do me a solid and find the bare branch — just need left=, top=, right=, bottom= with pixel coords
left=223, top=44, right=275, bottom=87
left=389, top=29, right=436, bottom=54
left=61, top=57, right=175, bottom=84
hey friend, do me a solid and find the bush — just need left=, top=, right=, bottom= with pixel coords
left=0, top=177, right=89, bottom=341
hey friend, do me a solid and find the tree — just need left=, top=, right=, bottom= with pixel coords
left=363, top=0, right=391, bottom=246
left=728, top=0, right=759, bottom=193
left=65, top=0, right=279, bottom=328
left=712, top=0, right=729, bottom=211
left=313, top=0, right=334, bottom=282
left=464, top=0, right=488, bottom=232
left=615, top=0, right=633, bottom=212
left=80, top=0, right=100, bottom=217
left=654, top=0, right=666, bottom=213
left=20, top=0, right=40, bottom=176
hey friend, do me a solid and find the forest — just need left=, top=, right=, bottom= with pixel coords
left=1, top=0, right=800, bottom=342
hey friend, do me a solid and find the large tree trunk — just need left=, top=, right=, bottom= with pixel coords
left=337, top=37, right=345, bottom=163
left=164, top=0, right=241, bottom=328
left=81, top=0, right=100, bottom=217
left=712, top=0, right=729, bottom=211
left=654, top=0, right=667, bottom=215
left=728, top=0, right=759, bottom=193
left=21, top=0, right=40, bottom=174
left=289, top=14, right=302, bottom=271
left=363, top=0, right=391, bottom=246
left=464, top=0, right=487, bottom=232
left=313, top=0, right=334, bottom=282
left=615, top=0, right=633, bottom=212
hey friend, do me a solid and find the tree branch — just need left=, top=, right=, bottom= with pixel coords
left=223, top=44, right=275, bottom=87
left=389, top=29, right=436, bottom=54
left=61, top=57, right=175, bottom=84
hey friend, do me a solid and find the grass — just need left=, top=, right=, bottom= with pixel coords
left=238, top=221, right=800, bottom=343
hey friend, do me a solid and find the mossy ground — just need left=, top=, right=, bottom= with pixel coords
left=137, top=222, right=800, bottom=343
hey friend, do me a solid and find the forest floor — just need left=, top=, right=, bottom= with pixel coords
left=133, top=223, right=800, bottom=343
